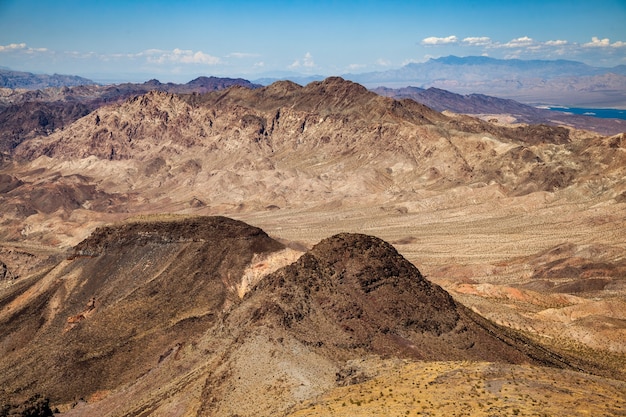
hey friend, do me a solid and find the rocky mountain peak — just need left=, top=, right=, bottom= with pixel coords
left=262, top=79, right=303, bottom=94
left=185, top=75, right=262, bottom=92
left=305, top=76, right=370, bottom=96
left=246, top=232, right=459, bottom=352
left=304, top=232, right=431, bottom=292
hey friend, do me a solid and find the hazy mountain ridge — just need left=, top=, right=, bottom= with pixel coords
left=346, top=56, right=626, bottom=107
left=0, top=68, right=97, bottom=89
left=351, top=55, right=626, bottom=82
left=412, top=56, right=626, bottom=77
left=372, top=86, right=626, bottom=135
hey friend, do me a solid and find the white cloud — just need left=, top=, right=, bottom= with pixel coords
left=0, top=43, right=26, bottom=52
left=584, top=37, right=610, bottom=48
left=546, top=40, right=568, bottom=46
left=347, top=63, right=366, bottom=71
left=144, top=48, right=221, bottom=65
left=583, top=37, right=626, bottom=48
left=403, top=58, right=424, bottom=66
left=422, top=35, right=458, bottom=45
left=462, top=37, right=492, bottom=46
left=302, top=52, right=314, bottom=67
left=289, top=52, right=315, bottom=69
left=0, top=42, right=47, bottom=53
left=175, top=49, right=220, bottom=65
left=421, top=35, right=575, bottom=51
left=502, top=36, right=534, bottom=48
left=227, top=52, right=260, bottom=59
left=376, top=58, right=391, bottom=66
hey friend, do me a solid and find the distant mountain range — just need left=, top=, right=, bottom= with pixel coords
left=4, top=55, right=626, bottom=108
left=372, top=86, right=626, bottom=135
left=253, top=56, right=626, bottom=108
left=350, top=56, right=626, bottom=83
left=0, top=68, right=97, bottom=89
left=344, top=56, right=626, bottom=108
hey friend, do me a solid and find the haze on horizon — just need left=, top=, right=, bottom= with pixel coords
left=0, top=0, right=625, bottom=83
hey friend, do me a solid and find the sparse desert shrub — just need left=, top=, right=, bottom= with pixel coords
left=0, top=395, right=53, bottom=417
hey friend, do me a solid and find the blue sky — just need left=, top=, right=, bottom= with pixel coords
left=1, top=0, right=625, bottom=83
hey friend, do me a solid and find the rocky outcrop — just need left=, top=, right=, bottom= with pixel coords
left=0, top=261, right=14, bottom=281
left=199, top=231, right=596, bottom=417
left=72, top=216, right=282, bottom=256
left=0, top=101, right=92, bottom=153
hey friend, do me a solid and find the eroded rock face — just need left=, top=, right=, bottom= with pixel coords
left=0, top=76, right=261, bottom=153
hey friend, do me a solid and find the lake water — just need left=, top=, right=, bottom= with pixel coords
left=545, top=106, right=626, bottom=120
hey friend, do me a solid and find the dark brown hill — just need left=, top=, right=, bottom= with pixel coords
left=184, top=76, right=261, bottom=93
left=236, top=233, right=578, bottom=365
left=0, top=216, right=284, bottom=409
left=196, top=232, right=601, bottom=417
